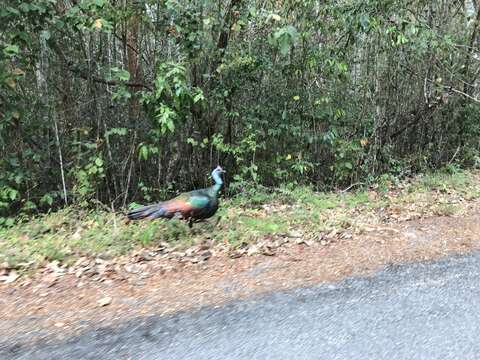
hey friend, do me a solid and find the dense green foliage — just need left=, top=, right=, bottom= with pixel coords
left=2, top=0, right=480, bottom=220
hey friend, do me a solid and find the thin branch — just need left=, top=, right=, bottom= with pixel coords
left=71, top=68, right=153, bottom=91
left=342, top=182, right=365, bottom=193
left=53, top=114, right=68, bottom=205
left=112, top=31, right=149, bottom=66
left=448, top=145, right=461, bottom=165
left=443, top=85, right=480, bottom=103
left=50, top=39, right=153, bottom=91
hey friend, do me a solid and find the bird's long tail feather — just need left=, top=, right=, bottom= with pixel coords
left=127, top=203, right=167, bottom=220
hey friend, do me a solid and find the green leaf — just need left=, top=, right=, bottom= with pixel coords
left=139, top=145, right=149, bottom=161
left=13, top=174, right=23, bottom=184
left=40, top=194, right=54, bottom=206
left=95, top=158, right=103, bottom=167
left=168, top=120, right=176, bottom=132
left=40, top=30, right=51, bottom=41
left=18, top=3, right=30, bottom=12
left=193, top=90, right=205, bottom=103
left=111, top=67, right=130, bottom=81
left=278, top=36, right=291, bottom=55
left=23, top=200, right=37, bottom=211
left=397, top=33, right=408, bottom=45
left=8, top=189, right=18, bottom=201
left=284, top=25, right=299, bottom=39
left=54, top=19, right=65, bottom=29
left=187, top=137, right=198, bottom=146
left=3, top=44, right=19, bottom=57
left=105, top=127, right=127, bottom=137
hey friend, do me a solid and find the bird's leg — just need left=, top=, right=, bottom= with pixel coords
left=204, top=217, right=220, bottom=228
left=199, top=217, right=220, bottom=229
left=187, top=218, right=199, bottom=237
left=173, top=212, right=183, bottom=220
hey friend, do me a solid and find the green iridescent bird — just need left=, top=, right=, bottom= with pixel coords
left=127, top=166, right=226, bottom=227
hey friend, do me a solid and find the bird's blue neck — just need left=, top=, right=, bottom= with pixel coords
left=212, top=171, right=223, bottom=186
left=209, top=171, right=223, bottom=196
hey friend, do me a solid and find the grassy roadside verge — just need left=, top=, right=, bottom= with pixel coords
left=1, top=170, right=479, bottom=271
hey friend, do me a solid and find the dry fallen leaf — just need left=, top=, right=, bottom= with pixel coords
left=247, top=245, right=260, bottom=256
left=42, top=273, right=59, bottom=288
left=287, top=230, right=302, bottom=238
left=97, top=296, right=112, bottom=307
left=47, top=260, right=65, bottom=274
left=72, top=229, right=82, bottom=241
left=12, top=68, right=25, bottom=76
left=21, top=278, right=32, bottom=287
left=229, top=250, right=245, bottom=259
left=94, top=19, right=103, bottom=30
left=199, top=250, right=212, bottom=261
left=5, top=78, right=16, bottom=89
left=295, top=238, right=306, bottom=245
left=261, top=246, right=275, bottom=256
left=1, top=270, right=20, bottom=284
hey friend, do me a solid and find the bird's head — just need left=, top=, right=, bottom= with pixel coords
left=213, top=165, right=226, bottom=174
left=211, top=166, right=226, bottom=185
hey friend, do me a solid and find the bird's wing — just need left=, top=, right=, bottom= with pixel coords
left=184, top=192, right=211, bottom=209
left=127, top=192, right=210, bottom=220
left=151, top=193, right=210, bottom=218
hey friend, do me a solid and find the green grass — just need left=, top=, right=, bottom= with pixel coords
left=1, top=169, right=479, bottom=270
left=412, top=170, right=480, bottom=196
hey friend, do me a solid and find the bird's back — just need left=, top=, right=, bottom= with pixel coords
left=184, top=188, right=219, bottom=219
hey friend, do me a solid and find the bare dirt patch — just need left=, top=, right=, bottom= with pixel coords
left=2, top=204, right=480, bottom=347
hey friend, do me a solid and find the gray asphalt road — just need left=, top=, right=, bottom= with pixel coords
left=4, top=252, right=480, bottom=360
